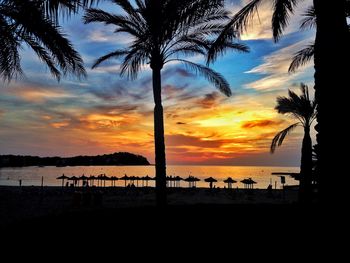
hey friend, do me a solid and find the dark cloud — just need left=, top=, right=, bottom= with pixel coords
left=176, top=122, right=186, bottom=125
left=173, top=68, right=194, bottom=78
left=88, top=81, right=150, bottom=102
left=92, top=104, right=139, bottom=114
left=166, top=132, right=278, bottom=149
left=165, top=134, right=236, bottom=148
left=166, top=113, right=179, bottom=119
left=242, top=119, right=284, bottom=129
left=163, top=84, right=198, bottom=102
left=196, top=91, right=220, bottom=108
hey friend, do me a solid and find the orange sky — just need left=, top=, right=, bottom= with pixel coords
left=0, top=0, right=315, bottom=166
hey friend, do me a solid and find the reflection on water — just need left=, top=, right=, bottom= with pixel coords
left=0, top=165, right=299, bottom=189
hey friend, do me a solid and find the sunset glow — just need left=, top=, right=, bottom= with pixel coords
left=0, top=0, right=315, bottom=166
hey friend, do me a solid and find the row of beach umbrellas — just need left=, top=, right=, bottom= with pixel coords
left=57, top=174, right=257, bottom=189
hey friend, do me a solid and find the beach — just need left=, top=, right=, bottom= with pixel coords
left=0, top=185, right=298, bottom=227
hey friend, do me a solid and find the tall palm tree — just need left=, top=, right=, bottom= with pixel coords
left=209, top=0, right=350, bottom=203
left=83, top=0, right=248, bottom=206
left=0, top=0, right=99, bottom=81
left=289, top=5, right=349, bottom=73
left=271, top=83, right=316, bottom=202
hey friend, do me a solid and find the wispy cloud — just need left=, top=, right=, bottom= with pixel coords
left=242, top=119, right=284, bottom=129
left=244, top=38, right=314, bottom=91
left=3, top=84, right=76, bottom=103
left=87, top=27, right=135, bottom=45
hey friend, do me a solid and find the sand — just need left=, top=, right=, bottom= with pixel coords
left=0, top=185, right=298, bottom=227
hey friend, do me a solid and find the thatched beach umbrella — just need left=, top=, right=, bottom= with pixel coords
left=56, top=174, right=68, bottom=187
left=80, top=175, right=88, bottom=186
left=184, top=176, right=200, bottom=188
left=102, top=174, right=109, bottom=187
left=166, top=176, right=175, bottom=188
left=120, top=174, right=129, bottom=187
left=111, top=176, right=118, bottom=187
left=80, top=175, right=87, bottom=180
left=89, top=175, right=97, bottom=186
left=223, top=177, right=237, bottom=189
left=241, top=178, right=257, bottom=189
left=174, top=176, right=183, bottom=188
left=204, top=177, right=217, bottom=189
left=68, top=176, right=78, bottom=187
left=142, top=175, right=153, bottom=187
left=128, top=176, right=137, bottom=187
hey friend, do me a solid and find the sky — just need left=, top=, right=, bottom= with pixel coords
left=0, top=0, right=316, bottom=166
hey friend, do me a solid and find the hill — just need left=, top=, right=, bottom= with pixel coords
left=0, top=152, right=150, bottom=167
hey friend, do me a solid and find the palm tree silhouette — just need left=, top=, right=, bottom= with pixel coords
left=0, top=0, right=98, bottom=81
left=289, top=5, right=349, bottom=72
left=83, top=0, right=248, bottom=206
left=209, top=0, right=350, bottom=203
left=271, top=83, right=316, bottom=202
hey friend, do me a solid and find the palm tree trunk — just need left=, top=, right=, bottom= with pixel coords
left=152, top=67, right=167, bottom=207
left=299, top=126, right=313, bottom=203
left=313, top=0, right=350, bottom=203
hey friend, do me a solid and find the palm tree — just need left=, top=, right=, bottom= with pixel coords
left=0, top=0, right=99, bottom=81
left=271, top=83, right=316, bottom=202
left=83, top=0, right=248, bottom=206
left=209, top=0, right=350, bottom=203
left=289, top=5, right=349, bottom=73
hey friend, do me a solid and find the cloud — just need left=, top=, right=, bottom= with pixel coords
left=163, top=84, right=199, bottom=103
left=245, top=38, right=314, bottom=91
left=176, top=122, right=186, bottom=125
left=166, top=132, right=278, bottom=150
left=50, top=121, right=70, bottom=129
left=87, top=29, right=134, bottom=44
left=173, top=68, right=194, bottom=78
left=196, top=92, right=221, bottom=109
left=3, top=83, right=76, bottom=103
left=242, top=119, right=283, bottom=129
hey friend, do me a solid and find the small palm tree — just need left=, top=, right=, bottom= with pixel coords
left=83, top=0, right=248, bottom=206
left=0, top=0, right=99, bottom=81
left=271, top=83, right=316, bottom=202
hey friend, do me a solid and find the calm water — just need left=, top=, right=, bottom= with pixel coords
left=0, top=165, right=299, bottom=189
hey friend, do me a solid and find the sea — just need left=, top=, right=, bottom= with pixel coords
left=0, top=165, right=299, bottom=189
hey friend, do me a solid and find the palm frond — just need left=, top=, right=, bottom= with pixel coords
left=41, top=0, right=100, bottom=21
left=120, top=44, right=149, bottom=80
left=271, top=122, right=300, bottom=153
left=207, top=0, right=261, bottom=64
left=229, top=0, right=263, bottom=36
left=288, top=43, right=314, bottom=73
left=83, top=8, right=143, bottom=38
left=272, top=0, right=298, bottom=42
left=92, top=50, right=128, bottom=69
left=1, top=0, right=86, bottom=81
left=168, top=59, right=231, bottom=97
left=0, top=20, right=22, bottom=81
left=207, top=39, right=249, bottom=65
left=300, top=5, right=316, bottom=30
left=22, top=35, right=61, bottom=80
left=165, top=45, right=206, bottom=59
